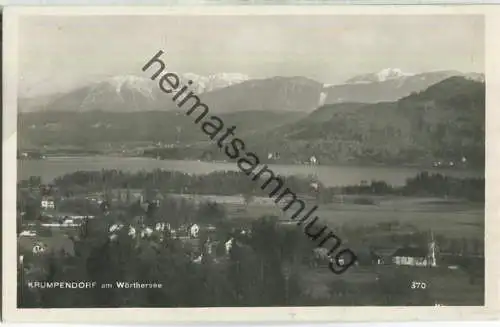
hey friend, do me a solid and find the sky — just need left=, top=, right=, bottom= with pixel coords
left=18, top=14, right=484, bottom=97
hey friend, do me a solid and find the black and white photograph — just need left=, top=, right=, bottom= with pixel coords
left=2, top=5, right=498, bottom=323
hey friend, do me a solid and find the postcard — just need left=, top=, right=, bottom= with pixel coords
left=2, top=4, right=499, bottom=323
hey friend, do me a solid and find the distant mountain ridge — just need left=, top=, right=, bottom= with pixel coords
left=197, top=76, right=325, bottom=113
left=324, top=70, right=484, bottom=104
left=181, top=72, right=250, bottom=93
left=18, top=73, right=250, bottom=113
left=18, top=69, right=484, bottom=114
left=18, top=74, right=325, bottom=114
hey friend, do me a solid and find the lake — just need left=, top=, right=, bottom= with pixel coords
left=17, top=156, right=483, bottom=187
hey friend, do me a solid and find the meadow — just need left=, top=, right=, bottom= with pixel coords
left=187, top=193, right=484, bottom=239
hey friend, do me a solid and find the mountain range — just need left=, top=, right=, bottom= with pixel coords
left=18, top=69, right=484, bottom=114
left=18, top=72, right=250, bottom=113
left=17, top=69, right=485, bottom=168
left=324, top=70, right=484, bottom=104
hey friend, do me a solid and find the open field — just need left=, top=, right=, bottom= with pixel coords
left=179, top=194, right=483, bottom=238
left=315, top=196, right=484, bottom=238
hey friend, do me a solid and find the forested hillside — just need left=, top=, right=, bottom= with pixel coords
left=250, top=76, right=485, bottom=167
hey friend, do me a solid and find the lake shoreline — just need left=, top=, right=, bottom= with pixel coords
left=19, top=154, right=484, bottom=172
left=17, top=156, right=484, bottom=187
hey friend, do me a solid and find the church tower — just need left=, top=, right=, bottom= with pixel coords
left=427, top=230, right=437, bottom=267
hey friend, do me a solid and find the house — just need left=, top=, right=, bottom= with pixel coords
left=32, top=242, right=46, bottom=254
left=109, top=223, right=124, bottom=234
left=52, top=211, right=91, bottom=220
left=225, top=237, right=234, bottom=255
left=133, top=215, right=146, bottom=225
left=40, top=196, right=55, bottom=209
left=19, top=230, right=37, bottom=237
left=141, top=227, right=154, bottom=239
left=62, top=218, right=75, bottom=226
left=392, top=233, right=438, bottom=267
left=108, top=223, right=161, bottom=241
left=192, top=254, right=203, bottom=264
left=18, top=235, right=75, bottom=257
left=310, top=244, right=385, bottom=268
left=267, top=152, right=280, bottom=160
left=153, top=193, right=165, bottom=205
left=155, top=222, right=169, bottom=232
left=189, top=224, right=200, bottom=238
left=110, top=189, right=129, bottom=203
left=392, top=247, right=436, bottom=267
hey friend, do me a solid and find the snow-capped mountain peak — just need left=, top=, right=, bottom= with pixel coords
left=209, top=72, right=249, bottom=83
left=76, top=72, right=250, bottom=111
left=345, top=68, right=414, bottom=84
left=78, top=75, right=157, bottom=111
left=99, top=75, right=156, bottom=98
left=180, top=72, right=250, bottom=93
left=376, top=68, right=412, bottom=82
left=182, top=72, right=205, bottom=82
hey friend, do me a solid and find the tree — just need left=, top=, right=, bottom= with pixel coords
left=196, top=201, right=226, bottom=224
left=145, top=201, right=158, bottom=222
left=99, top=200, right=110, bottom=214
left=247, top=216, right=289, bottom=305
left=24, top=201, right=40, bottom=221
left=28, top=176, right=42, bottom=188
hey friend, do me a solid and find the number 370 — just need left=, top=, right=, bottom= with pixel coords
left=411, top=281, right=427, bottom=289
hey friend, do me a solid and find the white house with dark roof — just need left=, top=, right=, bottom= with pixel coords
left=392, top=247, right=429, bottom=266
left=392, top=246, right=437, bottom=267
left=392, top=232, right=438, bottom=267
left=40, top=196, right=55, bottom=209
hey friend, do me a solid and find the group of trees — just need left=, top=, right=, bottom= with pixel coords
left=46, top=170, right=484, bottom=203
left=318, top=172, right=484, bottom=202
left=52, top=170, right=264, bottom=197
left=402, top=172, right=484, bottom=201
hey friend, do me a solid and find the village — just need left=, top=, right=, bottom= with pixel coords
left=17, top=172, right=484, bottom=306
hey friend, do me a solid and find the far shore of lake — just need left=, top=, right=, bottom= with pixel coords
left=17, top=155, right=484, bottom=188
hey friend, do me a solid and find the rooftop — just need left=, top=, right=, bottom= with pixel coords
left=18, top=234, right=75, bottom=256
